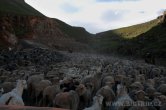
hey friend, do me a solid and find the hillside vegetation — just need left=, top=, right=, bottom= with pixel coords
left=94, top=17, right=166, bottom=58
left=54, top=18, right=93, bottom=44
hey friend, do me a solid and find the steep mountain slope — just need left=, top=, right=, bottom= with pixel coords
left=0, top=0, right=44, bottom=16
left=94, top=14, right=166, bottom=58
left=0, top=0, right=93, bottom=52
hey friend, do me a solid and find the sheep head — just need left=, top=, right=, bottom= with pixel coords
left=17, top=80, right=27, bottom=89
left=93, top=94, right=104, bottom=105
left=75, top=84, right=86, bottom=96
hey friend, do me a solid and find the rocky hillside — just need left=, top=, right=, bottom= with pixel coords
left=0, top=0, right=93, bottom=52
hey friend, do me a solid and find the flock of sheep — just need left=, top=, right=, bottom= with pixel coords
left=0, top=48, right=166, bottom=110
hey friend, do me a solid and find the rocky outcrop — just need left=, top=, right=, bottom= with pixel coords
left=157, top=11, right=166, bottom=26
left=0, top=15, right=91, bottom=51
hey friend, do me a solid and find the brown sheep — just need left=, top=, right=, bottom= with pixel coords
left=157, top=84, right=166, bottom=95
left=123, top=76, right=134, bottom=88
left=41, top=84, right=61, bottom=107
left=96, top=85, right=116, bottom=110
left=81, top=75, right=97, bottom=96
left=53, top=90, right=79, bottom=110
left=114, top=75, right=124, bottom=83
left=135, top=90, right=146, bottom=101
left=150, top=68, right=161, bottom=78
left=82, top=72, right=102, bottom=96
left=157, top=95, right=166, bottom=105
left=151, top=95, right=166, bottom=110
left=76, top=84, right=93, bottom=109
left=145, top=87, right=156, bottom=100
left=59, top=77, right=80, bottom=92
left=135, top=74, right=145, bottom=84
left=27, top=74, right=44, bottom=105
left=145, top=79, right=155, bottom=88
left=50, top=77, right=60, bottom=85
left=129, top=82, right=144, bottom=92
left=101, top=76, right=114, bottom=87
left=27, top=75, right=44, bottom=94
left=34, top=80, right=52, bottom=105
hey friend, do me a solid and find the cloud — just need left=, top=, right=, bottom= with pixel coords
left=60, top=3, right=80, bottom=13
left=101, top=10, right=126, bottom=22
left=25, top=0, right=166, bottom=34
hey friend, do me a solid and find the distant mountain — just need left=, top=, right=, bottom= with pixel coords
left=0, top=0, right=93, bottom=52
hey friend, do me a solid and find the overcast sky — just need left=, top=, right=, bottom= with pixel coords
left=25, top=0, right=166, bottom=34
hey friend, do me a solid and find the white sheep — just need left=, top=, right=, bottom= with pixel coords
left=111, top=84, right=133, bottom=110
left=84, top=94, right=104, bottom=110
left=0, top=80, right=27, bottom=106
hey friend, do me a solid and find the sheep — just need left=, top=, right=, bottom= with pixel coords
left=34, top=80, right=52, bottom=105
left=122, top=76, right=134, bottom=88
left=76, top=84, right=93, bottom=109
left=144, top=79, right=155, bottom=89
left=134, top=90, right=146, bottom=101
left=83, top=94, right=104, bottom=110
left=135, top=74, right=145, bottom=84
left=96, top=85, right=116, bottom=110
left=157, top=95, right=166, bottom=105
left=158, top=95, right=166, bottom=110
left=41, top=84, right=61, bottom=107
left=129, top=82, right=144, bottom=92
left=145, top=87, right=156, bottom=100
left=82, top=74, right=101, bottom=96
left=0, top=80, right=27, bottom=106
left=53, top=90, right=79, bottom=110
left=150, top=67, right=161, bottom=78
left=151, top=94, right=166, bottom=110
left=101, top=76, right=114, bottom=87
left=158, top=77, right=166, bottom=85
left=26, top=74, right=44, bottom=105
left=60, top=77, right=78, bottom=92
left=157, top=84, right=166, bottom=95
left=110, top=84, right=133, bottom=110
